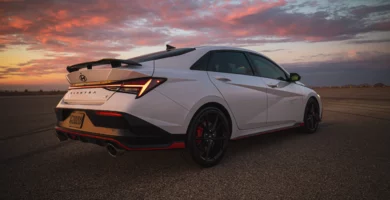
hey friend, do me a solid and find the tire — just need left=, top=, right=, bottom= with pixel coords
left=301, top=98, right=320, bottom=134
left=186, top=107, right=231, bottom=167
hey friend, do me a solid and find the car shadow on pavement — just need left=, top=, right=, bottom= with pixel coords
left=66, top=127, right=312, bottom=172
left=226, top=128, right=315, bottom=160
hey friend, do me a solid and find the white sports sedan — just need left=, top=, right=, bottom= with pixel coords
left=55, top=45, right=322, bottom=167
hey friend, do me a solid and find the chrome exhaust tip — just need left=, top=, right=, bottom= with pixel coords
left=106, top=143, right=124, bottom=158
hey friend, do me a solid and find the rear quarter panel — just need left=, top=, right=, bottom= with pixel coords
left=153, top=68, right=239, bottom=136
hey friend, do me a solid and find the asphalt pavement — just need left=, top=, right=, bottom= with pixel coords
left=1, top=91, right=389, bottom=200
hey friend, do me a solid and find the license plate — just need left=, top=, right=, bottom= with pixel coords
left=69, top=112, right=85, bottom=128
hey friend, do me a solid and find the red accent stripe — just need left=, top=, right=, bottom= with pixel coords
left=55, top=127, right=185, bottom=151
left=232, top=124, right=302, bottom=140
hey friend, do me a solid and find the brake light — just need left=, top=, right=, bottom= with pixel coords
left=95, top=111, right=122, bottom=117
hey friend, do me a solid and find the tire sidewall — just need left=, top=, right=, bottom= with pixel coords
left=303, top=98, right=319, bottom=134
left=186, top=107, right=231, bottom=167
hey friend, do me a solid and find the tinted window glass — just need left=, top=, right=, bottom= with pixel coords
left=208, top=52, right=253, bottom=75
left=129, top=48, right=195, bottom=63
left=190, top=52, right=210, bottom=70
left=248, top=54, right=287, bottom=81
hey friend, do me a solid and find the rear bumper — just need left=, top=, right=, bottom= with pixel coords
left=55, top=126, right=185, bottom=150
left=54, top=108, right=186, bottom=150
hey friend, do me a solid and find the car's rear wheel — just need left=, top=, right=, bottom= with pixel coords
left=302, top=98, right=320, bottom=133
left=187, top=107, right=231, bottom=167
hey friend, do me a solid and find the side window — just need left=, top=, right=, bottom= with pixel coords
left=248, top=54, right=287, bottom=81
left=190, top=52, right=210, bottom=71
left=208, top=52, right=253, bottom=75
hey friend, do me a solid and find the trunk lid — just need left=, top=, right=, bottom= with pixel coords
left=63, top=60, right=154, bottom=105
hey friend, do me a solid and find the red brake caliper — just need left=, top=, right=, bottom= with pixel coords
left=196, top=126, right=203, bottom=145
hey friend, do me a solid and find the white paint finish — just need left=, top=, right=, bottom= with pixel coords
left=58, top=90, right=189, bottom=134
left=207, top=71, right=268, bottom=130
left=261, top=78, right=305, bottom=125
left=56, top=46, right=323, bottom=139
left=153, top=68, right=220, bottom=110
left=63, top=88, right=115, bottom=105
left=152, top=67, right=240, bottom=136
left=231, top=121, right=298, bottom=140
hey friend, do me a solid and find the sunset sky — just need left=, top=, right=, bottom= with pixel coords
left=1, top=0, right=390, bottom=90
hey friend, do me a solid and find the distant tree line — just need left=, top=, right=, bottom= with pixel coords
left=0, top=89, right=66, bottom=92
left=310, top=83, right=388, bottom=88
left=0, top=89, right=67, bottom=96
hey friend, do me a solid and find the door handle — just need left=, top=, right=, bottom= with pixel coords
left=215, top=77, right=231, bottom=82
left=267, top=84, right=278, bottom=88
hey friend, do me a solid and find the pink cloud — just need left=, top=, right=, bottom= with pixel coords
left=1, top=0, right=389, bottom=51
left=8, top=16, right=32, bottom=30
left=0, top=0, right=389, bottom=80
left=223, top=0, right=287, bottom=21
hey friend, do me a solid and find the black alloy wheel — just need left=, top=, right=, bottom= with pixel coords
left=187, top=107, right=231, bottom=167
left=302, top=98, right=320, bottom=133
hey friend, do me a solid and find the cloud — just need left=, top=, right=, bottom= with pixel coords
left=282, top=51, right=390, bottom=86
left=233, top=5, right=390, bottom=42
left=13, top=52, right=119, bottom=77
left=286, top=51, right=390, bottom=68
left=3, top=67, right=20, bottom=72
left=259, top=49, right=285, bottom=53
left=347, top=38, right=390, bottom=44
left=1, top=0, right=389, bottom=53
left=351, top=3, right=390, bottom=18
left=0, top=67, right=25, bottom=79
left=0, top=0, right=390, bottom=82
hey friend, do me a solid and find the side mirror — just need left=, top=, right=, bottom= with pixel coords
left=289, top=73, right=301, bottom=82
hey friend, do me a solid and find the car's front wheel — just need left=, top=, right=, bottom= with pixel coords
left=187, top=107, right=231, bottom=167
left=302, top=98, right=320, bottom=133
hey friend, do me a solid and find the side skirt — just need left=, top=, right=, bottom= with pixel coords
left=231, top=122, right=304, bottom=140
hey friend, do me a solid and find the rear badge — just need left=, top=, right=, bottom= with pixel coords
left=79, top=74, right=87, bottom=82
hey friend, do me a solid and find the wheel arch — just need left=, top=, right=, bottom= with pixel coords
left=184, top=96, right=237, bottom=138
left=305, top=94, right=323, bottom=121
left=192, top=102, right=232, bottom=133
left=308, top=95, right=319, bottom=104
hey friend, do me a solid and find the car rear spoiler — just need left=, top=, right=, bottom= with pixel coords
left=66, top=59, right=142, bottom=73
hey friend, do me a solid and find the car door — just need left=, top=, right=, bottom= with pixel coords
left=207, top=51, right=269, bottom=130
left=246, top=53, right=304, bottom=126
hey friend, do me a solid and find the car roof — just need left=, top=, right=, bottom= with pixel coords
left=193, top=46, right=266, bottom=56
left=145, top=45, right=283, bottom=72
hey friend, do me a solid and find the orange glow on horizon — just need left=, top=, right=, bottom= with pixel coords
left=0, top=73, right=68, bottom=85
left=1, top=0, right=390, bottom=89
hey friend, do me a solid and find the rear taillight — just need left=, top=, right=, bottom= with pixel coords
left=107, top=78, right=166, bottom=98
left=68, top=77, right=166, bottom=98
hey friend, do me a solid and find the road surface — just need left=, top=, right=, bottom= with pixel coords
left=1, top=88, right=390, bottom=199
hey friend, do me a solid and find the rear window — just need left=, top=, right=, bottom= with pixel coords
left=129, top=48, right=195, bottom=63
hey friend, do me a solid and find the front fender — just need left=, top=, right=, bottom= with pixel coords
left=304, top=90, right=323, bottom=121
